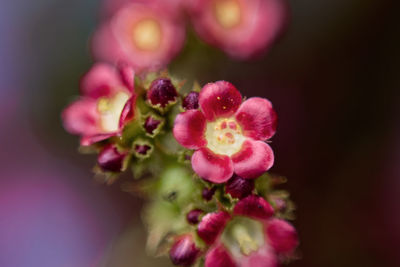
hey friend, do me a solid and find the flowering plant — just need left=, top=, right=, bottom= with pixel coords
left=63, top=0, right=298, bottom=266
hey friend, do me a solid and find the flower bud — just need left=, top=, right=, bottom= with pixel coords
left=182, top=91, right=199, bottom=110
left=97, top=145, right=127, bottom=172
left=169, top=235, right=200, bottom=266
left=266, top=219, right=298, bottom=254
left=147, top=78, right=178, bottom=109
left=202, top=186, right=217, bottom=201
left=144, top=115, right=163, bottom=136
left=233, top=195, right=274, bottom=220
left=133, top=139, right=154, bottom=159
left=186, top=209, right=203, bottom=225
left=225, top=175, right=254, bottom=199
left=197, top=211, right=230, bottom=245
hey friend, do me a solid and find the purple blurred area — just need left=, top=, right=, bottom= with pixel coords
left=0, top=0, right=399, bottom=267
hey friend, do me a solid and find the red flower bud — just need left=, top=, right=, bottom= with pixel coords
left=97, top=145, right=127, bottom=172
left=144, top=115, right=162, bottom=136
left=170, top=235, right=200, bottom=266
left=225, top=175, right=254, bottom=199
left=147, top=78, right=178, bottom=108
left=135, top=144, right=152, bottom=155
left=202, top=186, right=217, bottom=201
left=187, top=209, right=203, bottom=225
left=233, top=195, right=274, bottom=220
left=182, top=91, right=199, bottom=110
left=197, top=211, right=230, bottom=245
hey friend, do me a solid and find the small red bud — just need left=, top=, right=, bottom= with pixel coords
left=202, top=186, right=217, bottom=201
left=97, top=145, right=126, bottom=172
left=225, top=175, right=254, bottom=199
left=135, top=144, right=152, bottom=155
left=197, top=211, right=230, bottom=245
left=186, top=209, right=203, bottom=225
left=170, top=235, right=200, bottom=266
left=182, top=91, right=199, bottom=110
left=147, top=78, right=178, bottom=108
left=233, top=195, right=274, bottom=220
left=144, top=116, right=162, bottom=135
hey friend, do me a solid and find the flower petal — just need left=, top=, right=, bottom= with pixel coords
left=173, top=110, right=207, bottom=149
left=205, top=244, right=237, bottom=267
left=235, top=97, right=277, bottom=141
left=192, top=148, right=234, bottom=183
left=119, top=96, right=136, bottom=128
left=232, top=139, right=274, bottom=179
left=198, top=212, right=231, bottom=245
left=62, top=99, right=100, bottom=136
left=118, top=62, right=135, bottom=91
left=233, top=195, right=274, bottom=220
left=80, top=63, right=124, bottom=98
left=80, top=133, right=118, bottom=147
left=240, top=245, right=277, bottom=267
left=199, top=81, right=242, bottom=121
left=266, top=219, right=298, bottom=254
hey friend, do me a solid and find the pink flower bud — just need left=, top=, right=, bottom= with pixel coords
left=225, top=175, right=254, bottom=199
left=182, top=91, right=199, bottom=110
left=147, top=78, right=178, bottom=108
left=197, top=211, right=230, bottom=245
left=266, top=218, right=298, bottom=254
left=97, top=145, right=127, bottom=172
left=233, top=195, right=274, bottom=220
left=169, top=235, right=200, bottom=266
left=187, top=209, right=203, bottom=225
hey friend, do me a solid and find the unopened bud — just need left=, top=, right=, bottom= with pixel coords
left=147, top=78, right=178, bottom=108
left=186, top=209, right=203, bottom=225
left=225, top=175, right=254, bottom=199
left=182, top=91, right=199, bottom=110
left=169, top=235, right=200, bottom=266
left=97, top=145, right=127, bottom=172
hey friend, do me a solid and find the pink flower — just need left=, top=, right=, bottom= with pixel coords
left=199, top=195, right=298, bottom=267
left=169, top=234, right=201, bottom=266
left=92, top=1, right=186, bottom=72
left=187, top=0, right=289, bottom=59
left=62, top=63, right=135, bottom=146
left=173, top=81, right=277, bottom=183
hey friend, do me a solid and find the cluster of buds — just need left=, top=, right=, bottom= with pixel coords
left=92, top=0, right=289, bottom=73
left=63, top=66, right=298, bottom=266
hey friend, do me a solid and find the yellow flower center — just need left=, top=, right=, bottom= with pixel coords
left=132, top=18, right=162, bottom=51
left=214, top=0, right=242, bottom=29
left=221, top=217, right=264, bottom=257
left=205, top=118, right=245, bottom=156
left=97, top=91, right=130, bottom=132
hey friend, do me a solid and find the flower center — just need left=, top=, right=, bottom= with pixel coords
left=205, top=118, right=245, bottom=156
left=97, top=91, right=130, bottom=132
left=214, top=0, right=242, bottom=29
left=132, top=18, right=162, bottom=51
left=221, top=217, right=264, bottom=257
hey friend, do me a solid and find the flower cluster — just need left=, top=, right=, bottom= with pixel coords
left=63, top=68, right=298, bottom=266
left=91, top=0, right=288, bottom=73
left=63, top=1, right=298, bottom=266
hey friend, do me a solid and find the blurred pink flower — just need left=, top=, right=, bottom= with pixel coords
left=173, top=81, right=276, bottom=183
left=62, top=63, right=135, bottom=146
left=199, top=195, right=298, bottom=267
left=92, top=1, right=186, bottom=72
left=187, top=0, right=289, bottom=59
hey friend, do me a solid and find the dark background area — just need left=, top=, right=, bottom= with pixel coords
left=1, top=0, right=399, bottom=266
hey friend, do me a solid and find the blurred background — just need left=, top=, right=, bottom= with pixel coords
left=1, top=0, right=399, bottom=266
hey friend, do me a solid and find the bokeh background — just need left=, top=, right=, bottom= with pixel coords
left=1, top=0, right=399, bottom=266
